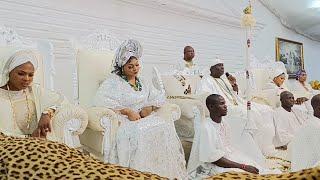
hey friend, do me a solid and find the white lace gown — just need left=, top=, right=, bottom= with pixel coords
left=94, top=74, right=186, bottom=179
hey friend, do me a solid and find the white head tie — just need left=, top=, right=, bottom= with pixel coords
left=270, top=68, right=285, bottom=79
left=0, top=50, right=39, bottom=86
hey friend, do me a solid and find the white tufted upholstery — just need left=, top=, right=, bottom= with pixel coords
left=77, top=49, right=114, bottom=108
left=76, top=48, right=118, bottom=157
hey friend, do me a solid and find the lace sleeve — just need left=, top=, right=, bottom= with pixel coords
left=144, top=78, right=166, bottom=107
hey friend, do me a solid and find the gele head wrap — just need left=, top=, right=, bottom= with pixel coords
left=112, top=39, right=142, bottom=75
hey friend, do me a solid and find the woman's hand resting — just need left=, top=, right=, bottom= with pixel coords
left=139, top=106, right=153, bottom=118
left=125, top=109, right=141, bottom=121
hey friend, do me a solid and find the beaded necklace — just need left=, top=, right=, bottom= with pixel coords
left=6, top=85, right=32, bottom=130
left=121, top=75, right=142, bottom=91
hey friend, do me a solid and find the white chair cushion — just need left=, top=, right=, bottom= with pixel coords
left=77, top=49, right=114, bottom=107
left=161, top=75, right=201, bottom=96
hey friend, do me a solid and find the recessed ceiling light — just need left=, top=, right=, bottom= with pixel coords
left=310, top=0, right=320, bottom=8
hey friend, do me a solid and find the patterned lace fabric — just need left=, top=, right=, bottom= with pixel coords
left=94, top=74, right=187, bottom=179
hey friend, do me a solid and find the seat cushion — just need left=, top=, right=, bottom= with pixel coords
left=161, top=75, right=201, bottom=96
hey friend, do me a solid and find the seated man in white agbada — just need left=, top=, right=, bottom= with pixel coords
left=175, top=46, right=204, bottom=76
left=273, top=91, right=309, bottom=151
left=196, top=58, right=275, bottom=157
left=290, top=94, right=320, bottom=171
left=189, top=94, right=265, bottom=178
left=93, top=39, right=186, bottom=179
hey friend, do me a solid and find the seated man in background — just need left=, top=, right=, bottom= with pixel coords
left=188, top=94, right=275, bottom=178
left=196, top=58, right=275, bottom=157
left=175, top=45, right=204, bottom=76
left=290, top=94, right=320, bottom=171
left=273, top=91, right=309, bottom=150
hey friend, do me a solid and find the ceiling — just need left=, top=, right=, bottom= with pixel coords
left=261, top=0, right=320, bottom=41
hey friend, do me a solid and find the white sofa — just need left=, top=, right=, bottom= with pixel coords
left=0, top=27, right=88, bottom=148
left=76, top=32, right=181, bottom=162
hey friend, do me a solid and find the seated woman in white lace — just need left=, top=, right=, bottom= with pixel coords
left=93, top=39, right=186, bottom=179
left=291, top=70, right=315, bottom=98
left=0, top=50, right=70, bottom=140
left=289, top=70, right=318, bottom=113
left=261, top=69, right=289, bottom=108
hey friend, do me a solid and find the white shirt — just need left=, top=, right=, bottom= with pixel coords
left=273, top=106, right=308, bottom=147
left=188, top=117, right=265, bottom=178
left=290, top=116, right=320, bottom=171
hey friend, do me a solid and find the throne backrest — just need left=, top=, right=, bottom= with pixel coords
left=0, top=27, right=52, bottom=89
left=236, top=60, right=289, bottom=96
left=75, top=32, right=120, bottom=108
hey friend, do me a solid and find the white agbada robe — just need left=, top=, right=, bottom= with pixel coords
left=175, top=59, right=205, bottom=76
left=188, top=117, right=267, bottom=179
left=196, top=75, right=274, bottom=158
left=273, top=106, right=309, bottom=148
left=290, top=116, right=320, bottom=172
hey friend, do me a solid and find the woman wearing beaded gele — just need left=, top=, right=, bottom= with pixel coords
left=94, top=39, right=186, bottom=179
left=0, top=50, right=69, bottom=139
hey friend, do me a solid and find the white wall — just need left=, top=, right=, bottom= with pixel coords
left=0, top=0, right=319, bottom=101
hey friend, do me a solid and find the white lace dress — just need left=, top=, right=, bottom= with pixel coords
left=94, top=74, right=186, bottom=179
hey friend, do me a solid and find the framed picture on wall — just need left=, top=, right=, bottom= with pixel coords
left=276, top=38, right=304, bottom=79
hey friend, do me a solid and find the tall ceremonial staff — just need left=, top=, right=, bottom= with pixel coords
left=241, top=0, right=257, bottom=133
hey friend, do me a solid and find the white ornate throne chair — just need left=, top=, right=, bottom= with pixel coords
left=236, top=57, right=289, bottom=108
left=74, top=32, right=119, bottom=161
left=0, top=26, right=88, bottom=148
left=152, top=67, right=206, bottom=162
left=76, top=32, right=181, bottom=162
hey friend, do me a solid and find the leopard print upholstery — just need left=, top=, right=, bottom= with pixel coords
left=0, top=132, right=167, bottom=180
left=206, top=167, right=320, bottom=180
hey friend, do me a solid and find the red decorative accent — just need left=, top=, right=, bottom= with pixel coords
left=247, top=101, right=251, bottom=110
